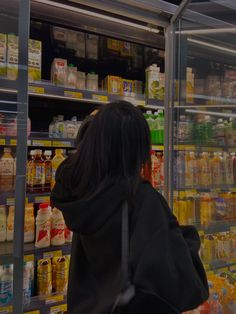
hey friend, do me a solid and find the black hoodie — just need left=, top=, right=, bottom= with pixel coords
left=51, top=178, right=209, bottom=314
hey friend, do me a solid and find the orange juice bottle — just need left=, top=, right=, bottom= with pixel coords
left=199, top=152, right=212, bottom=187
left=0, top=147, right=15, bottom=191
left=200, top=193, right=214, bottom=227
left=30, top=150, right=44, bottom=193
left=51, top=149, right=65, bottom=190
left=211, top=152, right=223, bottom=187
left=185, top=152, right=197, bottom=188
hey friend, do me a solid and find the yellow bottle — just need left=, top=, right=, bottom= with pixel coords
left=0, top=147, right=15, bottom=191
left=51, top=149, right=65, bottom=190
left=24, top=204, right=35, bottom=243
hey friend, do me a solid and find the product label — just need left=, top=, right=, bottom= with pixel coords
left=0, top=281, right=13, bottom=305
left=45, top=166, right=52, bottom=184
left=51, top=220, right=65, bottom=245
left=36, top=221, right=51, bottom=247
left=0, top=158, right=14, bottom=176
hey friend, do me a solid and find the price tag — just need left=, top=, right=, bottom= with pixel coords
left=32, top=140, right=52, bottom=147
left=137, top=100, right=145, bottom=107
left=198, top=230, right=205, bottom=236
left=52, top=141, right=72, bottom=148
left=152, top=145, right=164, bottom=151
left=29, top=85, right=45, bottom=94
left=64, top=90, right=83, bottom=99
left=185, top=190, right=197, bottom=197
left=34, top=196, right=50, bottom=204
left=46, top=294, right=64, bottom=305
left=43, top=250, right=62, bottom=259
left=0, top=305, right=13, bottom=313
left=92, top=94, right=108, bottom=102
left=24, top=254, right=34, bottom=262
left=50, top=304, right=67, bottom=313
left=25, top=311, right=40, bottom=314
left=6, top=198, right=14, bottom=206
left=0, top=139, right=6, bottom=145
left=10, top=139, right=16, bottom=146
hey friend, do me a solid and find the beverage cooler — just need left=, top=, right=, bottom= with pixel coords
left=168, top=1, right=236, bottom=312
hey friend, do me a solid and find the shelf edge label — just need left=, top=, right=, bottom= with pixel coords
left=64, top=90, right=83, bottom=99
left=29, top=85, right=45, bottom=94
left=43, top=250, right=62, bottom=259
left=50, top=303, right=67, bottom=313
left=92, top=94, right=108, bottom=102
left=46, top=294, right=64, bottom=305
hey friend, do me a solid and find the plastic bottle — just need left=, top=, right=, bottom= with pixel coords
left=0, top=147, right=15, bottom=191
left=24, top=204, right=35, bottom=243
left=0, top=264, right=13, bottom=305
left=199, top=152, right=212, bottom=187
left=152, top=112, right=159, bottom=145
left=35, top=203, right=51, bottom=248
left=0, top=206, right=6, bottom=242
left=200, top=193, right=214, bottom=227
left=160, top=154, right=164, bottom=189
left=23, top=262, right=31, bottom=305
left=157, top=110, right=164, bottom=145
left=65, top=226, right=73, bottom=243
left=37, top=258, right=52, bottom=296
left=215, top=119, right=226, bottom=146
left=49, top=117, right=58, bottom=138
left=145, top=110, right=155, bottom=144
left=51, top=208, right=65, bottom=246
left=204, top=115, right=214, bottom=145
left=29, top=149, right=44, bottom=193
left=186, top=67, right=194, bottom=104
left=210, top=293, right=223, bottom=314
left=211, top=152, right=223, bottom=187
left=178, top=115, right=192, bottom=143
left=43, top=150, right=52, bottom=192
left=185, top=152, right=197, bottom=188
left=51, top=149, right=65, bottom=190
left=151, top=151, right=160, bottom=189
left=222, top=152, right=234, bottom=186
left=6, top=206, right=14, bottom=242
left=231, top=153, right=236, bottom=184
left=56, top=115, right=65, bottom=138
left=176, top=151, right=185, bottom=187
left=27, top=150, right=35, bottom=191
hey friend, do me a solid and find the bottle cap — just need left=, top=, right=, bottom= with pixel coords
left=39, top=203, right=49, bottom=210
left=44, top=150, right=52, bottom=156
left=4, top=147, right=11, bottom=153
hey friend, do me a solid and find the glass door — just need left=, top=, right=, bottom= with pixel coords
left=0, top=1, right=30, bottom=313
left=172, top=1, right=236, bottom=313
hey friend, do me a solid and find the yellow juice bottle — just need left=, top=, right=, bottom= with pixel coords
left=51, top=149, right=65, bottom=190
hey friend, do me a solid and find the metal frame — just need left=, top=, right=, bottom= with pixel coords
left=13, top=1, right=30, bottom=313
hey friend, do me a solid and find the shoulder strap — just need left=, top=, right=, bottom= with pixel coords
left=121, top=201, right=130, bottom=291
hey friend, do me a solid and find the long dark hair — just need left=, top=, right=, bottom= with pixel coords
left=59, top=101, right=151, bottom=199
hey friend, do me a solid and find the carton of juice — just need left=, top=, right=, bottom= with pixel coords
left=7, top=34, right=18, bottom=80
left=28, top=39, right=42, bottom=82
left=104, top=75, right=122, bottom=95
left=145, top=64, right=160, bottom=99
left=0, top=33, right=7, bottom=77
left=200, top=193, right=214, bottom=227
left=51, top=58, right=68, bottom=86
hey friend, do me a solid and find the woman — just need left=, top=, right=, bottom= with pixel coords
left=51, top=101, right=209, bottom=314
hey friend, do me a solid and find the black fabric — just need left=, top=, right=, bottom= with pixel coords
left=51, top=177, right=209, bottom=314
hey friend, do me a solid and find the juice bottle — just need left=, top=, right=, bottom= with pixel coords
left=211, top=152, right=223, bottom=187
left=51, top=149, right=65, bottom=190
left=157, top=110, right=164, bottom=145
left=27, top=150, right=35, bottom=192
left=53, top=256, right=68, bottom=293
left=51, top=207, right=65, bottom=246
left=43, top=150, right=52, bottom=192
left=6, top=206, right=14, bottom=241
left=151, top=151, right=160, bottom=189
left=24, top=204, right=35, bottom=243
left=202, top=235, right=215, bottom=263
left=186, top=67, right=194, bottom=104
left=215, top=119, right=226, bottom=146
left=0, top=264, right=13, bottom=305
left=185, top=152, right=196, bottom=188
left=200, top=193, right=214, bottom=227
left=30, top=149, right=44, bottom=193
left=222, top=152, right=234, bottom=185
left=199, top=152, right=212, bottom=187
left=0, top=206, right=6, bottom=242
left=152, top=112, right=159, bottom=145
left=160, top=154, right=164, bottom=189
left=145, top=111, right=155, bottom=144
left=65, top=226, right=73, bottom=243
left=37, top=258, right=52, bottom=296
left=176, top=151, right=185, bottom=187
left=0, top=147, right=14, bottom=191
left=210, top=293, right=223, bottom=314
left=35, top=203, right=51, bottom=248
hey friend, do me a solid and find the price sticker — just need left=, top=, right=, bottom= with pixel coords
left=64, top=90, right=83, bottom=99
left=29, top=85, right=45, bottom=94
left=92, top=94, right=108, bottom=102
left=50, top=304, right=67, bottom=313
left=185, top=190, right=197, bottom=197
left=10, top=139, right=16, bottom=146
left=43, top=250, right=62, bottom=259
left=46, top=294, right=64, bottom=305
left=24, top=311, right=40, bottom=314
left=152, top=145, right=164, bottom=151
left=34, top=196, right=50, bottom=204
left=24, top=254, right=34, bottom=262
left=6, top=198, right=14, bottom=206
left=32, top=140, right=52, bottom=147
left=0, top=305, right=13, bottom=313
left=52, top=141, right=72, bottom=148
left=0, top=139, right=6, bottom=145
left=137, top=100, right=145, bottom=107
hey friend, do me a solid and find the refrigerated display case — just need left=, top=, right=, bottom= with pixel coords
left=169, top=1, right=236, bottom=312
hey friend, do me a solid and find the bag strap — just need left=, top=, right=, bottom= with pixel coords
left=121, top=201, right=130, bottom=291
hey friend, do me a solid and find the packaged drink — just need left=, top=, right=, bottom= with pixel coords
left=51, top=149, right=65, bottom=190
left=0, top=147, right=15, bottom=191
left=210, top=293, right=223, bottom=314
left=0, top=33, right=7, bottom=77
left=200, top=193, right=214, bottom=227
left=186, top=67, right=194, bottom=104
left=122, top=79, right=133, bottom=96
left=214, top=195, right=227, bottom=221
left=55, top=115, right=66, bottom=138
left=66, top=64, right=77, bottom=89
left=52, top=26, right=67, bottom=43
left=28, top=39, right=42, bottom=82
left=226, top=118, right=233, bottom=146
left=145, top=111, right=155, bottom=144
left=86, top=73, right=98, bottom=91
left=23, top=262, right=32, bottom=305
left=24, top=204, right=35, bottom=243
left=152, top=112, right=159, bottom=145
left=221, top=152, right=234, bottom=185
left=86, top=34, right=98, bottom=60
left=35, top=203, right=51, bottom=248
left=0, top=264, right=13, bottom=305
left=176, top=151, right=185, bottom=187
left=202, top=235, right=215, bottom=263
left=204, top=115, right=214, bottom=145
left=65, top=116, right=78, bottom=139
left=232, top=153, right=236, bottom=184
left=65, top=226, right=73, bottom=243
left=7, top=34, right=18, bottom=80
left=177, top=115, right=193, bottom=143
left=103, top=75, right=122, bottom=95
left=151, top=151, right=160, bottom=189
left=49, top=117, right=58, bottom=138
left=53, top=256, right=68, bottom=293
left=6, top=206, right=14, bottom=242
left=215, top=119, right=226, bottom=146
left=75, top=31, right=85, bottom=58
left=133, top=80, right=143, bottom=94
left=185, top=152, right=197, bottom=188
left=157, top=72, right=165, bottom=101
left=160, top=154, right=164, bottom=189
left=51, top=208, right=65, bottom=246
left=37, top=258, right=52, bottom=296
left=145, top=64, right=160, bottom=99
left=76, top=71, right=86, bottom=90
left=43, top=150, right=52, bottom=192
left=211, top=152, right=223, bottom=187
left=156, top=110, right=164, bottom=145
left=120, top=41, right=132, bottom=57
left=198, top=152, right=212, bottom=187
left=29, top=149, right=44, bottom=192
left=51, top=58, right=67, bottom=86
left=27, top=150, right=35, bottom=189
left=0, top=206, right=6, bottom=242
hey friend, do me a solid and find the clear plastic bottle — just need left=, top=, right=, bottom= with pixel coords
left=0, top=264, right=13, bottom=305
left=51, top=149, right=65, bottom=190
left=30, top=149, right=44, bottom=193
left=215, top=119, right=226, bottom=146
left=222, top=152, right=234, bottom=186
left=199, top=152, right=212, bottom=187
left=0, top=147, right=15, bottom=192
left=49, top=117, right=58, bottom=138
left=43, top=150, right=52, bottom=192
left=185, top=152, right=197, bottom=188
left=6, top=206, right=14, bottom=242
left=211, top=152, right=223, bottom=187
left=56, top=115, right=65, bottom=138
left=145, top=110, right=155, bottom=144
left=157, top=110, right=164, bottom=145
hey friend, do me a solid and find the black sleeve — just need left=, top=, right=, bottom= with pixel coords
left=131, top=191, right=209, bottom=312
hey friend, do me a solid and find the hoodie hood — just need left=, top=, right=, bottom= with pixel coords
left=51, top=180, right=129, bottom=235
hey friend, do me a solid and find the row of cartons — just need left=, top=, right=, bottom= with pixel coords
left=0, top=33, right=41, bottom=82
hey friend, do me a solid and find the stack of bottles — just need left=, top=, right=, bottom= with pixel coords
left=175, top=151, right=236, bottom=188
left=48, top=115, right=81, bottom=139
left=201, top=231, right=236, bottom=264
left=0, top=255, right=70, bottom=306
left=151, top=151, right=164, bottom=190
left=0, top=203, right=73, bottom=246
left=185, top=272, right=236, bottom=314
left=144, top=110, right=164, bottom=145
left=175, top=114, right=236, bottom=147
left=174, top=191, right=236, bottom=227
left=27, top=148, right=65, bottom=193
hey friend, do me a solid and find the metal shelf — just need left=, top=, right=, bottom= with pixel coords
left=174, top=143, right=236, bottom=152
